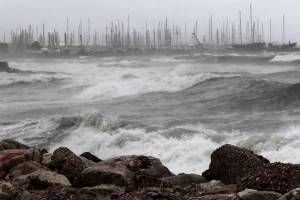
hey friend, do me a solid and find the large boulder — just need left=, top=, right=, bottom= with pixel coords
left=238, top=162, right=300, bottom=194
left=80, top=160, right=134, bottom=188
left=238, top=189, right=282, bottom=200
left=108, top=155, right=173, bottom=179
left=80, top=155, right=173, bottom=189
left=203, top=144, right=269, bottom=184
left=0, top=140, right=29, bottom=150
left=49, top=147, right=86, bottom=186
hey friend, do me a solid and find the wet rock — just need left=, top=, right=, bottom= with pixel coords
left=237, top=189, right=282, bottom=200
left=80, top=155, right=173, bottom=189
left=9, top=161, right=43, bottom=179
left=15, top=187, right=77, bottom=200
left=80, top=152, right=102, bottom=162
left=80, top=156, right=96, bottom=168
left=49, top=147, right=86, bottom=186
left=203, top=144, right=269, bottom=184
left=188, top=194, right=237, bottom=200
left=278, top=188, right=300, bottom=200
left=108, top=155, right=173, bottom=179
left=160, top=173, right=207, bottom=186
left=26, top=169, right=71, bottom=189
left=238, top=162, right=300, bottom=194
left=78, top=184, right=125, bottom=200
left=0, top=149, right=42, bottom=178
left=80, top=160, right=134, bottom=187
left=0, top=140, right=29, bottom=150
left=200, top=180, right=237, bottom=195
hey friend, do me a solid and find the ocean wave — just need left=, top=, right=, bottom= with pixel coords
left=75, top=70, right=229, bottom=100
left=3, top=113, right=300, bottom=174
left=271, top=53, right=300, bottom=62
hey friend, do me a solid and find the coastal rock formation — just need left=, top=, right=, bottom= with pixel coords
left=49, top=147, right=86, bottom=186
left=80, top=155, right=173, bottom=189
left=202, top=144, right=269, bottom=184
left=238, top=162, right=300, bottom=194
left=2, top=139, right=300, bottom=199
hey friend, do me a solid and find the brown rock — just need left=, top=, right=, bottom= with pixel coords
left=78, top=184, right=125, bottom=200
left=200, top=180, right=237, bottom=196
left=9, top=161, right=43, bottom=179
left=238, top=162, right=300, bottom=194
left=27, top=169, right=71, bottom=189
left=238, top=189, right=282, bottom=200
left=80, top=152, right=102, bottom=163
left=108, top=155, right=173, bottom=178
left=0, top=140, right=29, bottom=150
left=42, top=153, right=52, bottom=166
left=0, top=149, right=42, bottom=179
left=80, top=160, right=134, bottom=187
left=80, top=155, right=173, bottom=189
left=15, top=187, right=77, bottom=200
left=203, top=144, right=269, bottom=184
left=49, top=147, right=86, bottom=186
left=160, top=173, right=207, bottom=186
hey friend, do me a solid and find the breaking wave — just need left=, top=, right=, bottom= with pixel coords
left=2, top=113, right=300, bottom=174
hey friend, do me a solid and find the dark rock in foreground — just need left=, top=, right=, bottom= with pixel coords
left=202, top=144, right=269, bottom=184
left=238, top=162, right=300, bottom=194
left=1, top=139, right=300, bottom=199
left=49, top=147, right=86, bottom=186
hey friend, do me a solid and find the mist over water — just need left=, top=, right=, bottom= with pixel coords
left=2, top=52, right=300, bottom=174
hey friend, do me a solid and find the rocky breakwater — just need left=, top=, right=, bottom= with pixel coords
left=0, top=140, right=300, bottom=200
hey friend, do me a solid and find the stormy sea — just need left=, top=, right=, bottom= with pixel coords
left=1, top=52, right=300, bottom=174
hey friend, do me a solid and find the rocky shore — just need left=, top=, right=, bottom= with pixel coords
left=0, top=139, right=299, bottom=200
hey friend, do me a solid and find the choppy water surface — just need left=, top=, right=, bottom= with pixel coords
left=1, top=52, right=300, bottom=173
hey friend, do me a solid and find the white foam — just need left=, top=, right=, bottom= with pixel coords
left=50, top=122, right=219, bottom=174
left=271, top=53, right=300, bottom=62
left=74, top=63, right=223, bottom=100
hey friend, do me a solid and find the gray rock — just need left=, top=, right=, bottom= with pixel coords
left=278, top=188, right=300, bottom=200
left=238, top=189, right=282, bottom=200
left=78, top=184, right=125, bottom=200
left=200, top=180, right=237, bottom=195
left=160, top=173, right=207, bottom=186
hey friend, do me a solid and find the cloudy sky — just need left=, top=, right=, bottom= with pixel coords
left=0, top=0, right=299, bottom=42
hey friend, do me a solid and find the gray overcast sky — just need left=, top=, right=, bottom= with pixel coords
left=0, top=0, right=300, bottom=42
